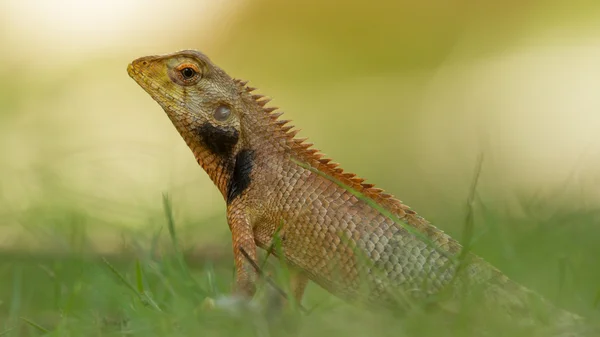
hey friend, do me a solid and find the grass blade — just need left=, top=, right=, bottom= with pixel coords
left=458, top=152, right=484, bottom=262
left=0, top=328, right=14, bottom=336
left=102, top=257, right=162, bottom=312
left=150, top=226, right=163, bottom=261
left=162, top=193, right=205, bottom=298
left=102, top=257, right=138, bottom=295
left=204, top=262, right=218, bottom=297
left=135, top=259, right=145, bottom=294
left=20, top=317, right=49, bottom=334
left=162, top=193, right=179, bottom=253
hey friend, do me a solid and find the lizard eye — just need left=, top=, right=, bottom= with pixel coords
left=172, top=63, right=201, bottom=85
left=181, top=67, right=196, bottom=79
left=214, top=105, right=231, bottom=121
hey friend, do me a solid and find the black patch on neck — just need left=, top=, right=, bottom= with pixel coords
left=227, top=149, right=255, bottom=204
left=195, top=122, right=239, bottom=158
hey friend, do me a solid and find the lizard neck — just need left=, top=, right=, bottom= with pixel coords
left=179, top=118, right=242, bottom=203
left=194, top=147, right=232, bottom=200
left=190, top=119, right=258, bottom=204
left=193, top=144, right=256, bottom=205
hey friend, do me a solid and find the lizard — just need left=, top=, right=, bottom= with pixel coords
left=127, top=50, right=591, bottom=335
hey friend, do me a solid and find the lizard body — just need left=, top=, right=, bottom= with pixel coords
left=127, top=50, right=588, bottom=335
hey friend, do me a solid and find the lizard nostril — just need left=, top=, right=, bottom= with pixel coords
left=142, top=61, right=148, bottom=66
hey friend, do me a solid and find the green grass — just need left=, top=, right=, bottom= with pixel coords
left=1, top=188, right=599, bottom=337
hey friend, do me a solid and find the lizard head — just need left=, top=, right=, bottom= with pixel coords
left=127, top=50, right=244, bottom=158
left=128, top=50, right=260, bottom=200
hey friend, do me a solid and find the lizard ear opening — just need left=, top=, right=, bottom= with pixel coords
left=214, top=105, right=232, bottom=122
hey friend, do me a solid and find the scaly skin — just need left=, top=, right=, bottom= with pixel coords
left=127, top=50, right=588, bottom=335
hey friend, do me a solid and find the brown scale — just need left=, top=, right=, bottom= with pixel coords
left=128, top=50, right=588, bottom=334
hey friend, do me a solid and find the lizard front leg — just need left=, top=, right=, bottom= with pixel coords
left=227, top=205, right=258, bottom=298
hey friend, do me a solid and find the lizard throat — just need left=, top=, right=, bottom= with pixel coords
left=192, top=122, right=254, bottom=204
left=227, top=149, right=254, bottom=204
left=194, top=122, right=239, bottom=158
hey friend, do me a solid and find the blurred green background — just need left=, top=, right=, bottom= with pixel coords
left=1, top=0, right=600, bottom=335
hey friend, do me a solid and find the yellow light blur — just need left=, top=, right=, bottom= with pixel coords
left=1, top=0, right=232, bottom=59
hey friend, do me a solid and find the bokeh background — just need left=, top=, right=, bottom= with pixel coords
left=2, top=0, right=600, bottom=248
left=1, top=0, right=600, bottom=332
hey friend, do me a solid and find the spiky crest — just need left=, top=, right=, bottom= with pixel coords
left=233, top=78, right=434, bottom=232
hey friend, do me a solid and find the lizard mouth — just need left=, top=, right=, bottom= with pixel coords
left=127, top=63, right=148, bottom=89
left=126, top=63, right=137, bottom=78
left=127, top=63, right=149, bottom=88
left=127, top=63, right=185, bottom=110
